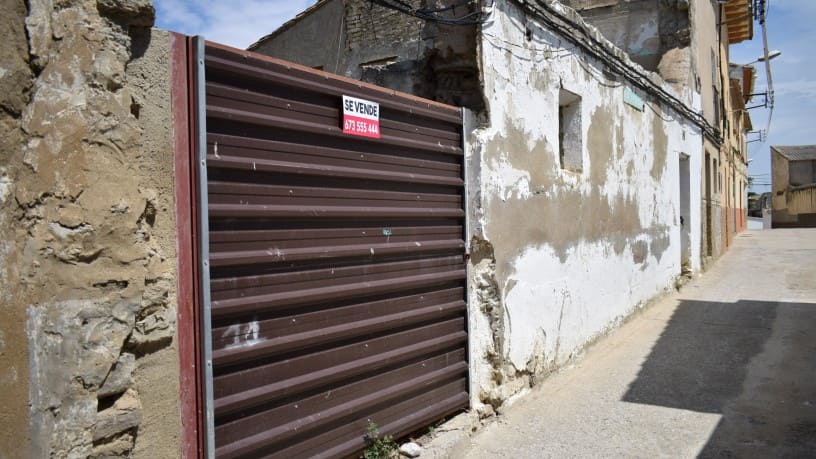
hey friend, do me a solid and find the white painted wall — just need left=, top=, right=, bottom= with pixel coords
left=467, top=0, right=703, bottom=407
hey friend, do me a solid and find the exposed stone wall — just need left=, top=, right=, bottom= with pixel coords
left=345, top=0, right=425, bottom=47
left=346, top=0, right=484, bottom=110
left=252, top=0, right=485, bottom=111
left=0, top=0, right=181, bottom=457
left=0, top=2, right=35, bottom=457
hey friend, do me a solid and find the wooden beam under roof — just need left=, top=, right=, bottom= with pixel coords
left=723, top=0, right=753, bottom=44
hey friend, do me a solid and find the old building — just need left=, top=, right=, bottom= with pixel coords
left=713, top=1, right=753, bottom=249
left=0, top=0, right=761, bottom=456
left=249, top=0, right=723, bottom=411
left=253, top=1, right=755, bottom=267
left=771, top=145, right=816, bottom=227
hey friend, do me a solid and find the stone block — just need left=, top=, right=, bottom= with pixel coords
left=98, top=352, right=136, bottom=398
left=96, top=0, right=155, bottom=27
left=399, top=442, right=422, bottom=457
left=28, top=298, right=141, bottom=456
left=89, top=432, right=135, bottom=459
left=93, top=388, right=141, bottom=441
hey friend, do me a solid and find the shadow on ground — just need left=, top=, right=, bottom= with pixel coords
left=622, top=299, right=816, bottom=458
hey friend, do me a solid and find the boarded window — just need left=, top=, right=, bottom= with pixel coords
left=559, top=89, right=582, bottom=172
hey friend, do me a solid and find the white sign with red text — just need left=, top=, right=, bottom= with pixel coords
left=342, top=95, right=380, bottom=138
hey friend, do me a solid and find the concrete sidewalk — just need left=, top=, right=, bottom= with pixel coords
left=449, top=229, right=816, bottom=458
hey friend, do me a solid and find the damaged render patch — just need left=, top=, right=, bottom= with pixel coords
left=28, top=297, right=142, bottom=458
left=0, top=169, right=10, bottom=203
left=651, top=106, right=669, bottom=181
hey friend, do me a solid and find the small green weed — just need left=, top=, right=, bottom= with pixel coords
left=362, top=421, right=398, bottom=459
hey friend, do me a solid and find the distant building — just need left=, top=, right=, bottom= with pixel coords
left=771, top=145, right=816, bottom=227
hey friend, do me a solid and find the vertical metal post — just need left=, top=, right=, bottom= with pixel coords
left=461, top=107, right=474, bottom=406
left=193, top=35, right=215, bottom=459
left=461, top=108, right=471, bottom=258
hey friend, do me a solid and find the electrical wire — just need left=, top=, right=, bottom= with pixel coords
left=369, top=0, right=491, bottom=25
left=481, top=11, right=621, bottom=87
left=366, top=0, right=723, bottom=144
left=757, top=0, right=774, bottom=134
left=482, top=31, right=576, bottom=59
left=515, top=0, right=722, bottom=146
left=482, top=32, right=624, bottom=88
left=645, top=100, right=679, bottom=123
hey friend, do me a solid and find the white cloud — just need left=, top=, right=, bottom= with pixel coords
left=154, top=0, right=316, bottom=49
left=777, top=54, right=802, bottom=65
left=774, top=80, right=816, bottom=98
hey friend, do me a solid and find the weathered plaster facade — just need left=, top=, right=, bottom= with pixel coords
left=566, top=0, right=752, bottom=265
left=466, top=0, right=702, bottom=408
left=0, top=0, right=181, bottom=457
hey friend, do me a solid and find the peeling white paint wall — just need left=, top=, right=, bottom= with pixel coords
left=467, top=0, right=703, bottom=409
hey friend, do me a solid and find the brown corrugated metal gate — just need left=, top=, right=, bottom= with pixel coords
left=192, top=39, right=469, bottom=458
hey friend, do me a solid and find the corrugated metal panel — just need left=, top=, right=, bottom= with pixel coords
left=200, top=41, right=468, bottom=458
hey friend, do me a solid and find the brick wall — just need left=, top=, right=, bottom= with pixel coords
left=344, top=0, right=425, bottom=50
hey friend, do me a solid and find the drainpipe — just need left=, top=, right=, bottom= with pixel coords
left=716, top=1, right=729, bottom=240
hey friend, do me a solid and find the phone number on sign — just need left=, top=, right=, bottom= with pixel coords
left=343, top=119, right=379, bottom=135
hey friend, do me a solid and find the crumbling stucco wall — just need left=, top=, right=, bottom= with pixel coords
left=0, top=2, right=35, bottom=456
left=0, top=0, right=181, bottom=457
left=466, top=0, right=703, bottom=411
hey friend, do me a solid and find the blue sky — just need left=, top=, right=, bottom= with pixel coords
left=155, top=0, right=814, bottom=192
left=154, top=0, right=314, bottom=48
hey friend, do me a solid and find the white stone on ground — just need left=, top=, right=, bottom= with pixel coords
left=399, top=441, right=422, bottom=457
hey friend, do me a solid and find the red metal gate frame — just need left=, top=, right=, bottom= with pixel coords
left=176, top=37, right=473, bottom=457
left=172, top=32, right=205, bottom=459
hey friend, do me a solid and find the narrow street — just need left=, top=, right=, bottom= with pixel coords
left=454, top=229, right=816, bottom=458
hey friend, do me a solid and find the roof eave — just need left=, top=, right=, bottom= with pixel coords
left=247, top=0, right=335, bottom=51
left=724, top=0, right=754, bottom=44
